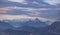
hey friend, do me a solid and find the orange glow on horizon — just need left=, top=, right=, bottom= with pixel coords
left=0, top=8, right=8, bottom=14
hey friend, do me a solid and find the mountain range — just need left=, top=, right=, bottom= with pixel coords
left=0, top=20, right=13, bottom=31
left=0, top=19, right=60, bottom=35
left=0, top=0, right=60, bottom=35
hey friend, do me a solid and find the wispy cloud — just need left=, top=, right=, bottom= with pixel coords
left=8, top=0, right=27, bottom=5
left=44, top=0, right=60, bottom=5
left=8, top=0, right=25, bottom=3
left=0, top=8, right=9, bottom=14
left=0, top=14, right=55, bottom=23
left=0, top=7, right=60, bottom=21
left=0, top=7, right=49, bottom=15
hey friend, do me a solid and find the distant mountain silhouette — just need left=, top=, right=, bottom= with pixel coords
left=41, top=21, right=60, bottom=35
left=0, top=20, right=60, bottom=35
left=0, top=18, right=60, bottom=35
left=11, top=18, right=48, bottom=35
left=0, top=29, right=30, bottom=35
left=0, top=19, right=48, bottom=35
left=0, top=21, right=13, bottom=31
left=13, top=18, right=48, bottom=28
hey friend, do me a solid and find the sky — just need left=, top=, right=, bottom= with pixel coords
left=0, top=0, right=60, bottom=21
left=8, top=0, right=60, bottom=5
left=8, top=0, right=24, bottom=3
left=0, top=0, right=59, bottom=27
left=44, top=0, right=60, bottom=5
left=0, top=7, right=59, bottom=21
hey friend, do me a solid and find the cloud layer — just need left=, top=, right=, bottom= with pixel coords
left=0, top=8, right=9, bottom=14
left=44, top=0, right=60, bottom=5
left=0, top=0, right=60, bottom=21
left=0, top=7, right=60, bottom=21
left=8, top=0, right=60, bottom=5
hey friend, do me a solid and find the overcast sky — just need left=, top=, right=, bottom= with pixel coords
left=44, top=0, right=60, bottom=5
left=8, top=0, right=60, bottom=5
left=0, top=0, right=60, bottom=21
